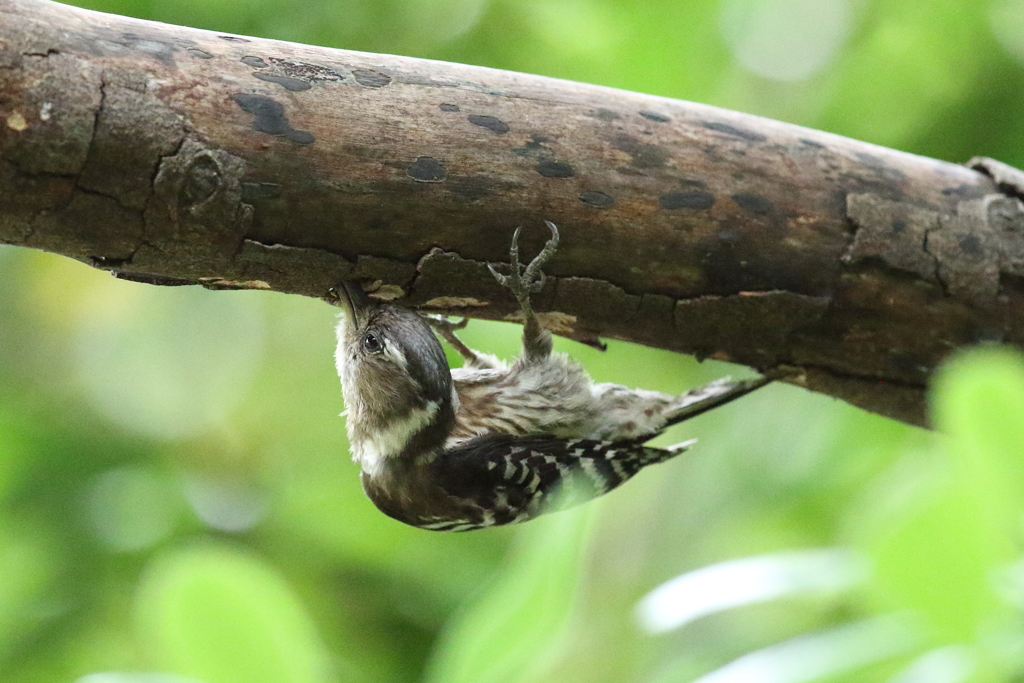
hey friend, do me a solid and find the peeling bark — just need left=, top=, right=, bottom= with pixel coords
left=2, top=0, right=1024, bottom=427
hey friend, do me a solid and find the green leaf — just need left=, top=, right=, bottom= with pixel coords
left=423, top=505, right=592, bottom=683
left=932, top=345, right=1024, bottom=506
left=858, top=346, right=1024, bottom=645
left=865, top=472, right=1009, bottom=643
left=0, top=520, right=58, bottom=662
left=134, top=541, right=332, bottom=683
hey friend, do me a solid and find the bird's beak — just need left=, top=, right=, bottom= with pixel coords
left=336, top=281, right=370, bottom=327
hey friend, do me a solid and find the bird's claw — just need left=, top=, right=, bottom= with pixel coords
left=490, top=221, right=560, bottom=305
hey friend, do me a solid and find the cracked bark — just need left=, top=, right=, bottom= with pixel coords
left=3, top=0, right=1024, bottom=427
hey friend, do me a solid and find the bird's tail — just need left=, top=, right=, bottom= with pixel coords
left=634, top=437, right=697, bottom=469
left=666, top=437, right=698, bottom=453
left=662, top=376, right=772, bottom=429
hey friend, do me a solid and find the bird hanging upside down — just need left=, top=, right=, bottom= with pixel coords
left=333, top=221, right=769, bottom=531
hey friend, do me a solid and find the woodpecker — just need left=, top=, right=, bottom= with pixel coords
left=334, top=221, right=770, bottom=531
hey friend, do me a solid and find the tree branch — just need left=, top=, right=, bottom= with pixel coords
left=3, top=0, right=1024, bottom=427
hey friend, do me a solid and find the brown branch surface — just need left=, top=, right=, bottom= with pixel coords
left=4, top=0, right=1024, bottom=426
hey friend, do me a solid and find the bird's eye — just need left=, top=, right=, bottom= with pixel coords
left=362, top=332, right=384, bottom=353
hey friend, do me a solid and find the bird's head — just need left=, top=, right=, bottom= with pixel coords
left=333, top=283, right=455, bottom=472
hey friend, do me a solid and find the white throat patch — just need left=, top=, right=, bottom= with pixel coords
left=356, top=401, right=440, bottom=478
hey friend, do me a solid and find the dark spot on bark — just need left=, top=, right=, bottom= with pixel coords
left=272, top=59, right=345, bottom=82
left=536, top=160, right=574, bottom=178
left=960, top=234, right=983, bottom=255
left=702, top=121, right=767, bottom=143
left=242, top=55, right=267, bottom=67
left=407, top=156, right=446, bottom=182
left=188, top=49, right=214, bottom=59
left=181, top=155, right=221, bottom=206
left=660, top=192, right=715, bottom=210
left=891, top=218, right=906, bottom=235
left=679, top=178, right=707, bottom=189
left=219, top=36, right=250, bottom=43
left=468, top=114, right=510, bottom=134
left=511, top=134, right=551, bottom=157
left=231, top=93, right=315, bottom=145
left=799, top=138, right=825, bottom=148
left=354, top=69, right=392, bottom=88
left=588, top=108, right=621, bottom=121
left=287, top=130, right=315, bottom=145
left=732, top=193, right=773, bottom=214
left=580, top=191, right=614, bottom=208
left=640, top=110, right=670, bottom=122
left=440, top=103, right=460, bottom=112
left=253, top=72, right=312, bottom=92
left=611, top=134, right=668, bottom=168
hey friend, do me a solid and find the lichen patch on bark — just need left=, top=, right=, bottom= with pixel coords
left=847, top=179, right=1024, bottom=309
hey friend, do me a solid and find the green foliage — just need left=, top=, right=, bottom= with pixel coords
left=424, top=505, right=591, bottom=683
left=860, top=349, right=1024, bottom=646
left=134, top=543, right=332, bottom=683
left=5, top=1, right=1024, bottom=681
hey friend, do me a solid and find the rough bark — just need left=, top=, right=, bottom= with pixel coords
left=3, top=0, right=1024, bottom=427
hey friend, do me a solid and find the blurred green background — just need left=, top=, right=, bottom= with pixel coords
left=4, top=0, right=1024, bottom=681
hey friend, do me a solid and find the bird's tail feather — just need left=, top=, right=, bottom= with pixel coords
left=662, top=376, right=772, bottom=429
